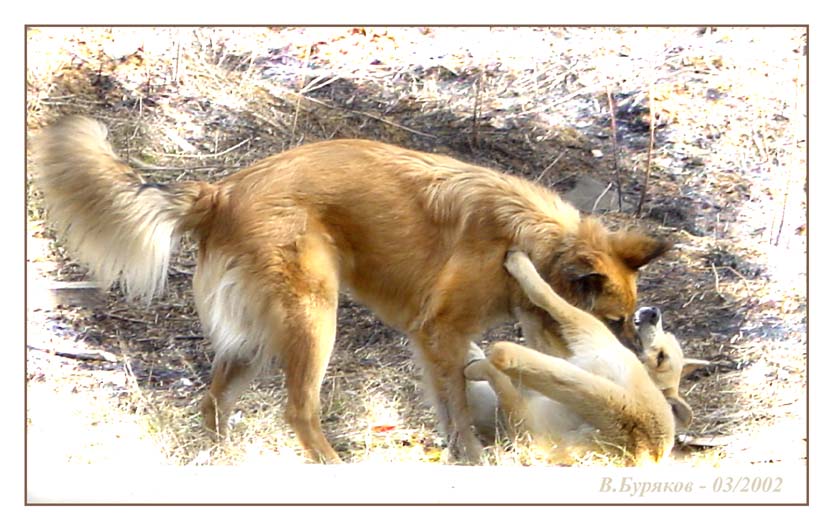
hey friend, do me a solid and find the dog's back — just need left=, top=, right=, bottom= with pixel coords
left=200, top=139, right=583, bottom=330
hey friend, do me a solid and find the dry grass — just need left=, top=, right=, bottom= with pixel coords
left=25, top=26, right=806, bottom=474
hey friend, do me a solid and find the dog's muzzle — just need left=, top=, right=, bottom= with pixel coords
left=635, top=306, right=660, bottom=327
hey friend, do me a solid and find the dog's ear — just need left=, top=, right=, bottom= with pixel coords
left=667, top=395, right=693, bottom=428
left=681, top=358, right=712, bottom=378
left=563, top=258, right=607, bottom=299
left=611, top=232, right=672, bottom=270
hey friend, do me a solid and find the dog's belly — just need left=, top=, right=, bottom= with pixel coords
left=467, top=383, right=600, bottom=445
left=336, top=250, right=442, bottom=332
left=568, top=351, right=631, bottom=388
left=525, top=392, right=589, bottom=437
left=330, top=217, right=511, bottom=335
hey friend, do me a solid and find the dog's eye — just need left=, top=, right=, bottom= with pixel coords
left=606, top=316, right=625, bottom=326
left=656, top=350, right=667, bottom=366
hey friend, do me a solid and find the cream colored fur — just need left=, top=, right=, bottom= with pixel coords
left=465, top=252, right=708, bottom=464
left=32, top=117, right=212, bottom=301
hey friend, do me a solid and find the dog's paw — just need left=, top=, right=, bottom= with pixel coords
left=504, top=249, right=535, bottom=280
left=200, top=396, right=229, bottom=440
left=447, top=431, right=485, bottom=465
left=504, top=249, right=523, bottom=273
left=487, top=342, right=515, bottom=372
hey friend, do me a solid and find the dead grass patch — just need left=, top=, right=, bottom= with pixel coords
left=26, top=26, right=806, bottom=469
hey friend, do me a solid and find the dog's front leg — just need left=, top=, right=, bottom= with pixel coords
left=413, top=335, right=485, bottom=464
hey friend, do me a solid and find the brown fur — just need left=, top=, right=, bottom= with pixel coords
left=33, top=116, right=669, bottom=463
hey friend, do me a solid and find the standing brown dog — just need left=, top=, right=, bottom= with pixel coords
left=34, top=116, right=669, bottom=463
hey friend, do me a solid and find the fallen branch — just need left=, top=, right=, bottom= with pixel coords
left=130, top=158, right=243, bottom=172
left=723, top=265, right=753, bottom=296
left=43, top=280, right=106, bottom=308
left=300, top=74, right=343, bottom=95
left=28, top=343, right=118, bottom=363
left=105, top=313, right=151, bottom=325
left=54, top=350, right=118, bottom=362
left=323, top=101, right=435, bottom=139
left=677, top=433, right=737, bottom=447
left=681, top=292, right=700, bottom=309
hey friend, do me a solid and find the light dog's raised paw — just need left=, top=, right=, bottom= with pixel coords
left=487, top=343, right=515, bottom=372
left=503, top=249, right=527, bottom=277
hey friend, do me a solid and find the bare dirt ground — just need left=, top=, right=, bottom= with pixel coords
left=25, top=27, right=806, bottom=472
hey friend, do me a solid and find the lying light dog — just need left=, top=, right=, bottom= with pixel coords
left=465, top=251, right=709, bottom=464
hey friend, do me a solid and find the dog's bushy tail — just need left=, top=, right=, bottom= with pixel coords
left=33, top=116, right=217, bottom=301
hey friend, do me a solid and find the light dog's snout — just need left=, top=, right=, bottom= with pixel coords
left=635, top=306, right=660, bottom=326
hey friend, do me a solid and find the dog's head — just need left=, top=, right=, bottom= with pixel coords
left=634, top=306, right=711, bottom=429
left=513, top=220, right=670, bottom=355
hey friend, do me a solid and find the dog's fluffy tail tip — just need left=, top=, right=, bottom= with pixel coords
left=33, top=115, right=211, bottom=302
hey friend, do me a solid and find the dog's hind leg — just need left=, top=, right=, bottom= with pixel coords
left=194, top=253, right=269, bottom=438
left=488, top=341, right=632, bottom=441
left=272, top=230, right=342, bottom=464
left=465, top=356, right=531, bottom=439
left=279, top=298, right=340, bottom=464
left=201, top=356, right=260, bottom=437
left=195, top=222, right=342, bottom=463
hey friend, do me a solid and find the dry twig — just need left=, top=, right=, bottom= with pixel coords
left=279, top=91, right=436, bottom=139
left=605, top=86, right=623, bottom=212
left=636, top=82, right=656, bottom=217
left=591, top=182, right=614, bottom=214
left=471, top=71, right=482, bottom=150
left=290, top=44, right=313, bottom=145
left=169, top=138, right=251, bottom=159
left=535, top=152, right=565, bottom=183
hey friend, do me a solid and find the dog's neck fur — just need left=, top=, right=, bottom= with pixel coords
left=415, top=159, right=582, bottom=248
